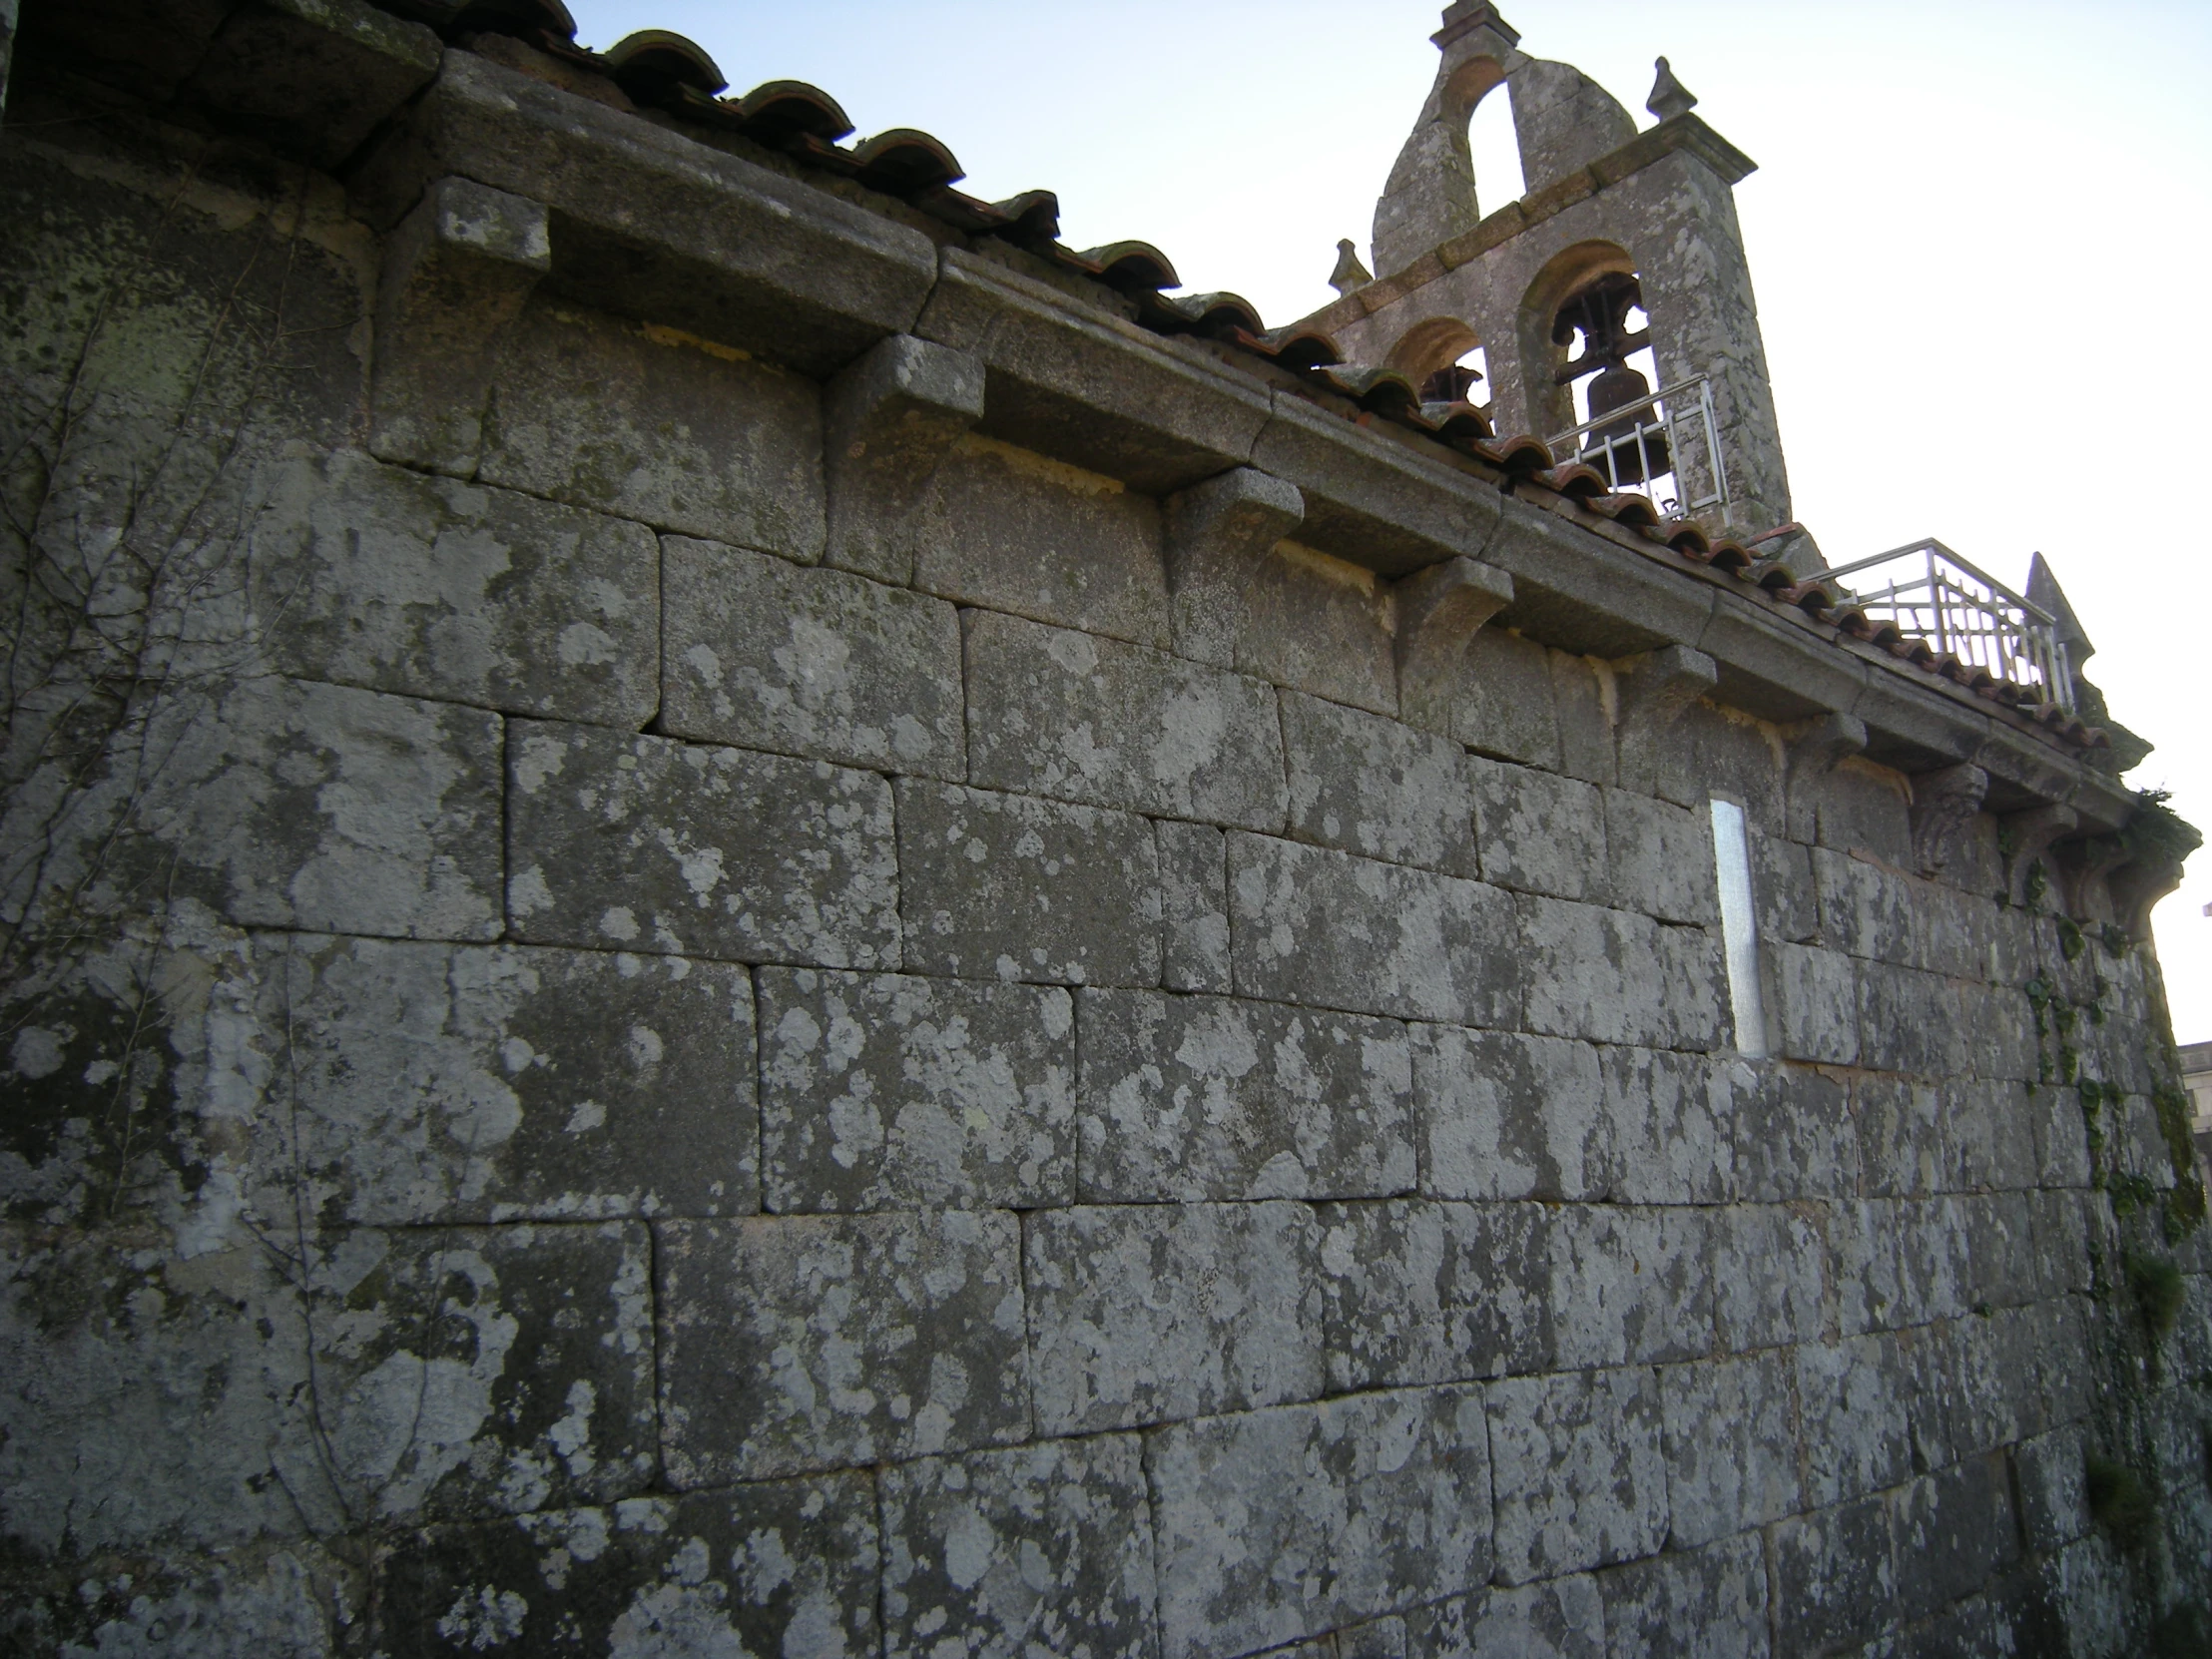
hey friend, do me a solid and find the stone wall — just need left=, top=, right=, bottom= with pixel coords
left=3, top=11, right=2211, bottom=1657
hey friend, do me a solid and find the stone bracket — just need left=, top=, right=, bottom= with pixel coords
left=1909, top=763, right=1988, bottom=878
left=1163, top=468, right=1307, bottom=670
left=369, top=177, right=551, bottom=479
left=2000, top=803, right=2078, bottom=906
left=1392, top=557, right=1514, bottom=737
left=2110, top=850, right=2192, bottom=943
left=1783, top=713, right=1869, bottom=843
left=822, top=333, right=986, bottom=583
left=1615, top=644, right=1718, bottom=796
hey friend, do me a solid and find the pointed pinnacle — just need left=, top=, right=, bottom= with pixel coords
left=1647, top=56, right=1698, bottom=121
left=1329, top=238, right=1375, bottom=296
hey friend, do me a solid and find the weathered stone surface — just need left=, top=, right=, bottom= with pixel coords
left=1281, top=691, right=1474, bottom=875
left=375, top=1476, right=880, bottom=1658
left=1770, top=940, right=1859, bottom=1065
left=917, top=435, right=1170, bottom=646
left=313, top=1221, right=658, bottom=1523
left=1079, top=990, right=1414, bottom=1202
left=1484, top=1366, right=1667, bottom=1584
left=1517, top=895, right=1724, bottom=1050
left=253, top=934, right=757, bottom=1223
left=1771, top=1495, right=1897, bottom=1658
left=1857, top=960, right=1967, bottom=1078
left=1892, top=1452, right=2019, bottom=1620
left=881, top=1434, right=1158, bottom=1659
left=1797, top=1333, right=1914, bottom=1506
left=1659, top=1353, right=1800, bottom=1546
left=964, top=609, right=1287, bottom=830
left=1599, top=1046, right=1735, bottom=1204
left=1547, top=1206, right=1714, bottom=1369
left=656, top=1211, right=1026, bottom=1481
left=2028, top=1188, right=2093, bottom=1297
left=660, top=535, right=965, bottom=779
left=0, top=1218, right=655, bottom=1555
left=1466, top=757, right=1606, bottom=901
left=1942, top=1078, right=2039, bottom=1194
left=1025, top=1201, right=1321, bottom=1433
left=1231, top=834, right=1519, bottom=1026
left=1237, top=540, right=1399, bottom=716
left=1416, top=1025, right=1604, bottom=1201
left=1603, top=789, right=1716, bottom=924
left=481, top=298, right=826, bottom=557
left=1733, top=1064, right=1857, bottom=1201
left=1548, top=650, right=1617, bottom=786
left=1829, top=1198, right=1907, bottom=1338
left=507, top=722, right=900, bottom=967
left=897, top=784, right=1161, bottom=987
left=1404, top=1575, right=1604, bottom=1659
left=257, top=449, right=659, bottom=727
left=1711, top=1204, right=1826, bottom=1350
left=143, top=677, right=503, bottom=940
left=1157, top=820, right=1231, bottom=993
left=1316, top=1200, right=1555, bottom=1388
left=1891, top=1197, right=1973, bottom=1326
left=758, top=969, right=1073, bottom=1211
left=1596, top=1532, right=1767, bottom=1659
left=1147, top=1386, right=1491, bottom=1659
left=1856, top=1076, right=1943, bottom=1197
left=1812, top=844, right=1914, bottom=964
left=1450, top=626, right=1561, bottom=768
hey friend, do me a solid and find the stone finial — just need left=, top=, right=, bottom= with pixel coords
left=1646, top=57, right=1698, bottom=122
left=1329, top=239, right=1375, bottom=297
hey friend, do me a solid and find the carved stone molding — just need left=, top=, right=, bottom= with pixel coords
left=1909, top=763, right=1988, bottom=878
left=1163, top=468, right=1307, bottom=671
left=822, top=334, right=986, bottom=583
left=1392, top=557, right=1514, bottom=737
left=2000, top=803, right=2077, bottom=906
left=1783, top=713, right=1870, bottom=844
left=369, top=177, right=551, bottom=478
left=1615, top=644, right=1717, bottom=796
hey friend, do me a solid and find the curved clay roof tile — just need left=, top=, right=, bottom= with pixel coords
left=604, top=29, right=727, bottom=96
left=732, top=80, right=854, bottom=141
left=852, top=128, right=966, bottom=193
left=1074, top=242, right=1182, bottom=291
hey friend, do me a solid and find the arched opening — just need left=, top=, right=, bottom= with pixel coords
left=1383, top=316, right=1491, bottom=412
left=1518, top=242, right=1688, bottom=506
left=1467, top=80, right=1526, bottom=209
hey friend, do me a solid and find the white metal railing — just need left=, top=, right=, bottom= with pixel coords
left=1803, top=539, right=2075, bottom=713
left=1545, top=373, right=1729, bottom=517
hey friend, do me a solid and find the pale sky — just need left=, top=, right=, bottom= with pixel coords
left=571, top=1, right=2212, bottom=1037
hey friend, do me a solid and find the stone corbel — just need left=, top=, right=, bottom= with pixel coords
left=2000, top=803, right=2078, bottom=906
left=822, top=334, right=986, bottom=583
left=1908, top=763, right=1988, bottom=878
left=1783, top=714, right=1869, bottom=843
left=1392, top=558, right=1515, bottom=737
left=369, top=178, right=551, bottom=478
left=1614, top=645, right=1717, bottom=796
left=1163, top=468, right=1306, bottom=670
left=2108, top=853, right=2188, bottom=944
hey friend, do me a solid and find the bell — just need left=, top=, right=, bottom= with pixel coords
left=1581, top=361, right=1669, bottom=486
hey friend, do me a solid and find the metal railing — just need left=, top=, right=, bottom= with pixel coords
left=1545, top=373, right=1729, bottom=517
left=1803, top=539, right=2075, bottom=713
